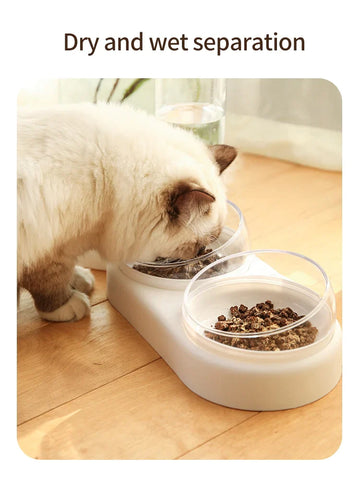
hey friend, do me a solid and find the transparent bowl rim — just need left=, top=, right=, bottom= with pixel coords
left=182, top=249, right=332, bottom=338
left=132, top=200, right=245, bottom=268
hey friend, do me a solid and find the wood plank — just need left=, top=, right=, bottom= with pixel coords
left=178, top=379, right=342, bottom=460
left=227, top=155, right=342, bottom=292
left=17, top=359, right=257, bottom=460
left=17, top=300, right=159, bottom=424
left=89, top=269, right=108, bottom=305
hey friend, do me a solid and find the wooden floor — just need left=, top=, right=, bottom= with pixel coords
left=17, top=154, right=342, bottom=460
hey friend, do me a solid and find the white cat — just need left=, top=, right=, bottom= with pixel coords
left=17, top=103, right=236, bottom=321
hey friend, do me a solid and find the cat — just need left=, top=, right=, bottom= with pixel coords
left=17, top=103, right=237, bottom=322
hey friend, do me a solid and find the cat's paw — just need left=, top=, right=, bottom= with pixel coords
left=70, top=266, right=95, bottom=295
left=37, top=290, right=91, bottom=322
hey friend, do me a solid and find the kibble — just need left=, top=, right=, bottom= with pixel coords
left=133, top=248, right=224, bottom=279
left=206, top=300, right=318, bottom=351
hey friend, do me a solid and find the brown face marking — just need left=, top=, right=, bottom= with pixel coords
left=164, top=180, right=216, bottom=229
left=209, top=225, right=222, bottom=241
left=172, top=241, right=201, bottom=260
left=173, top=224, right=223, bottom=260
left=171, top=183, right=212, bottom=214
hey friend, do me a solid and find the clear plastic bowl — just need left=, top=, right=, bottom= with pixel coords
left=183, top=250, right=336, bottom=353
left=128, top=201, right=249, bottom=283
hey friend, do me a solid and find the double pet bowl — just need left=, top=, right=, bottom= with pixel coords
left=107, top=201, right=342, bottom=410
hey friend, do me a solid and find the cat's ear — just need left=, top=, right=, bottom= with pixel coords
left=209, top=144, right=237, bottom=174
left=168, top=182, right=215, bottom=223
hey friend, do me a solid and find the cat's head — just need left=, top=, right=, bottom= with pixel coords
left=136, top=144, right=237, bottom=262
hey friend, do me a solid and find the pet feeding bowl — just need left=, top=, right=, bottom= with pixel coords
left=107, top=211, right=341, bottom=411
left=128, top=200, right=249, bottom=285
left=182, top=250, right=341, bottom=410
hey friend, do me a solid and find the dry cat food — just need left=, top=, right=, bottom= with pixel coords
left=133, top=248, right=224, bottom=279
left=206, top=300, right=318, bottom=351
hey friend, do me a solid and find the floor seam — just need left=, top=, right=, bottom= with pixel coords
left=17, top=357, right=161, bottom=426
left=174, top=412, right=262, bottom=460
left=90, top=297, right=109, bottom=307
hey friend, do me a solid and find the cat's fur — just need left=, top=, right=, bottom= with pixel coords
left=17, top=103, right=236, bottom=321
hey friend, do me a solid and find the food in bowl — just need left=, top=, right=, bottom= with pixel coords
left=206, top=300, right=318, bottom=351
left=133, top=248, right=225, bottom=279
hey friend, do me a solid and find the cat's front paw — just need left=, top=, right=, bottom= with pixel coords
left=70, top=266, right=95, bottom=295
left=37, top=290, right=91, bottom=322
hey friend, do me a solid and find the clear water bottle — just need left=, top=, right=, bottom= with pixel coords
left=155, top=79, right=226, bottom=144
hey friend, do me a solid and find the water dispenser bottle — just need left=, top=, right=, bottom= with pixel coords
left=155, top=79, right=226, bottom=144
